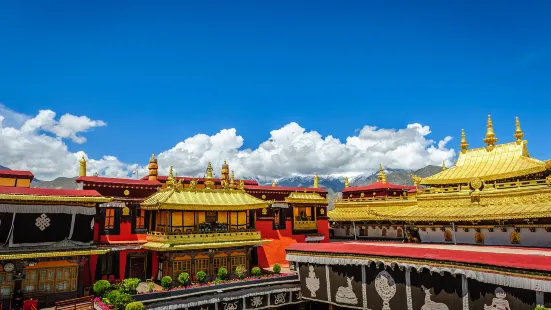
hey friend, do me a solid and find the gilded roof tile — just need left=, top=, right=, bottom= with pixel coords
left=285, top=192, right=328, bottom=204
left=141, top=187, right=269, bottom=211
left=421, top=141, right=547, bottom=185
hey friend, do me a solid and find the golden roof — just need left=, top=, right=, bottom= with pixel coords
left=285, top=192, right=328, bottom=204
left=420, top=141, right=547, bottom=185
left=141, top=187, right=268, bottom=210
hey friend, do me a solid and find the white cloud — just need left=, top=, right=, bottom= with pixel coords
left=0, top=105, right=456, bottom=181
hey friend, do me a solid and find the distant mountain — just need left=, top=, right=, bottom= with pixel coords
left=0, top=165, right=9, bottom=170
left=31, top=177, right=79, bottom=189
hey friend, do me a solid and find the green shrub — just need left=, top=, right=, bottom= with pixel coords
left=120, top=278, right=140, bottom=295
left=93, top=280, right=112, bottom=297
left=217, top=267, right=228, bottom=280
left=535, top=307, right=549, bottom=310
left=196, top=271, right=207, bottom=283
left=111, top=293, right=133, bottom=310
left=178, top=272, right=191, bottom=286
left=273, top=263, right=281, bottom=274
left=234, top=265, right=247, bottom=280
left=251, top=267, right=262, bottom=278
left=161, top=276, right=172, bottom=289
left=125, top=302, right=144, bottom=310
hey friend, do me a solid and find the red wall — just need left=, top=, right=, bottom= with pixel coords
left=256, top=218, right=329, bottom=268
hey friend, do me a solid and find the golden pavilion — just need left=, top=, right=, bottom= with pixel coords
left=329, top=115, right=551, bottom=246
left=140, top=163, right=271, bottom=280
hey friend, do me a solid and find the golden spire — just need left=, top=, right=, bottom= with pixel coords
left=460, top=129, right=469, bottom=152
left=221, top=160, right=230, bottom=182
left=344, top=176, right=349, bottom=188
left=514, top=116, right=524, bottom=142
left=148, top=154, right=158, bottom=181
left=483, top=115, right=498, bottom=148
left=79, top=155, right=87, bottom=177
left=230, top=170, right=236, bottom=189
left=272, top=181, right=277, bottom=187
left=204, top=162, right=214, bottom=189
left=313, top=174, right=319, bottom=188
left=377, top=164, right=387, bottom=184
left=168, top=165, right=174, bottom=180
left=442, top=160, right=447, bottom=171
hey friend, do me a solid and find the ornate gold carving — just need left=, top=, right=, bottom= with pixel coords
left=514, top=116, right=524, bottom=142
left=189, top=179, right=198, bottom=189
left=320, top=208, right=325, bottom=215
left=474, top=232, right=485, bottom=244
left=238, top=180, right=245, bottom=190
left=546, top=160, right=551, bottom=170
left=262, top=195, right=266, bottom=199
left=360, top=193, right=365, bottom=198
left=460, top=128, right=469, bottom=152
left=411, top=174, right=422, bottom=187
left=546, top=176, right=551, bottom=186
left=124, top=189, right=130, bottom=196
left=122, top=206, right=130, bottom=216
left=262, top=208, right=267, bottom=215
left=470, top=178, right=483, bottom=191
left=510, top=231, right=521, bottom=244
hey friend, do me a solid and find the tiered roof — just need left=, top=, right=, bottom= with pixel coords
left=330, top=116, right=551, bottom=223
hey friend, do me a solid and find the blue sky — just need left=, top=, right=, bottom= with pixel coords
left=0, top=1, right=550, bottom=179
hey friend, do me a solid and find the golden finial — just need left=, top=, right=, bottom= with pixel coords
left=460, top=129, right=469, bottom=152
left=411, top=174, right=422, bottom=187
left=150, top=154, right=156, bottom=160
left=79, top=155, right=87, bottom=177
left=442, top=160, right=447, bottom=171
left=230, top=170, right=236, bottom=188
left=272, top=181, right=276, bottom=187
left=168, top=165, right=174, bottom=180
left=313, top=174, right=319, bottom=188
left=377, top=164, right=387, bottom=184
left=514, top=116, right=524, bottom=142
left=204, top=162, right=214, bottom=188
left=483, top=115, right=498, bottom=148
left=344, top=176, right=349, bottom=188
left=148, top=153, right=158, bottom=180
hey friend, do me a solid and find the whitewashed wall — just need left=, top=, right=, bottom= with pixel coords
left=332, top=224, right=404, bottom=239
left=418, top=227, right=551, bottom=247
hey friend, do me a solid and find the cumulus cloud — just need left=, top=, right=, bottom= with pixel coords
left=0, top=105, right=456, bottom=181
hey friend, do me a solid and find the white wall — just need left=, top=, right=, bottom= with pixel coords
left=419, top=226, right=551, bottom=247
left=332, top=224, right=404, bottom=239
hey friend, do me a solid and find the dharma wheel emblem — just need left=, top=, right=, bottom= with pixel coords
left=546, top=176, right=551, bottom=186
left=470, top=178, right=483, bottom=191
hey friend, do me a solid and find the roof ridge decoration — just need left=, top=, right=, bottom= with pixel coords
left=79, top=155, right=87, bottom=177
left=420, top=116, right=548, bottom=185
left=460, top=129, right=469, bottom=153
left=483, top=114, right=498, bottom=150
left=514, top=116, right=524, bottom=143
left=377, top=164, right=387, bottom=184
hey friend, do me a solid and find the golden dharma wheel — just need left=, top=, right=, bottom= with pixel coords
left=470, top=178, right=483, bottom=191
left=124, top=189, right=130, bottom=196
left=122, top=206, right=130, bottom=216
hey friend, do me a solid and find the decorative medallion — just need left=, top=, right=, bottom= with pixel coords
left=262, top=208, right=267, bottom=215
left=124, top=189, right=130, bottom=196
left=320, top=208, right=325, bottom=215
left=421, top=286, right=449, bottom=310
left=3, top=262, right=14, bottom=272
left=475, top=231, right=485, bottom=244
left=251, top=296, right=263, bottom=307
left=305, top=265, right=320, bottom=297
left=273, top=292, right=286, bottom=305
left=546, top=175, right=551, bottom=186
left=510, top=231, right=521, bottom=244
left=470, top=178, right=483, bottom=191
left=360, top=193, right=365, bottom=198
left=262, top=194, right=266, bottom=199
left=35, top=213, right=51, bottom=231
left=374, top=270, right=396, bottom=310
left=122, top=207, right=130, bottom=216
left=335, top=277, right=358, bottom=305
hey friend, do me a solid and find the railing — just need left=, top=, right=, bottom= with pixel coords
left=293, top=220, right=317, bottom=230
left=419, top=178, right=550, bottom=195
left=334, top=196, right=413, bottom=203
left=56, top=296, right=94, bottom=310
left=146, top=229, right=262, bottom=244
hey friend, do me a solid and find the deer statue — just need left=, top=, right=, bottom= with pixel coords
left=421, top=286, right=449, bottom=310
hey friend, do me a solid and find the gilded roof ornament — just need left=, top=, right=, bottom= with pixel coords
left=189, top=179, right=198, bottom=189
left=344, top=177, right=349, bottom=188
left=410, top=174, right=422, bottom=186
left=150, top=154, right=156, bottom=161
left=514, top=116, right=524, bottom=143
left=272, top=181, right=277, bottom=187
left=79, top=155, right=87, bottom=177
left=546, top=160, right=551, bottom=170
left=442, top=161, right=447, bottom=171
left=313, top=174, right=319, bottom=188
left=460, top=129, right=469, bottom=152
left=483, top=115, right=498, bottom=149
left=230, top=170, right=236, bottom=189
left=238, top=180, right=245, bottom=190
left=204, top=162, right=215, bottom=189
left=377, top=164, right=387, bottom=184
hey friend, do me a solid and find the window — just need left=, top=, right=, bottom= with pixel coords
left=22, top=266, right=77, bottom=293
left=100, top=253, right=115, bottom=276
left=135, top=208, right=145, bottom=229
left=172, top=259, right=191, bottom=279
left=213, top=256, right=227, bottom=274
left=156, top=211, right=169, bottom=232
left=230, top=255, right=246, bottom=272
left=195, top=258, right=209, bottom=275
left=0, top=272, right=14, bottom=297
left=205, top=211, right=217, bottom=224
left=104, top=208, right=115, bottom=229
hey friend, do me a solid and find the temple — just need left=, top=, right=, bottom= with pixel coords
left=329, top=115, right=551, bottom=247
